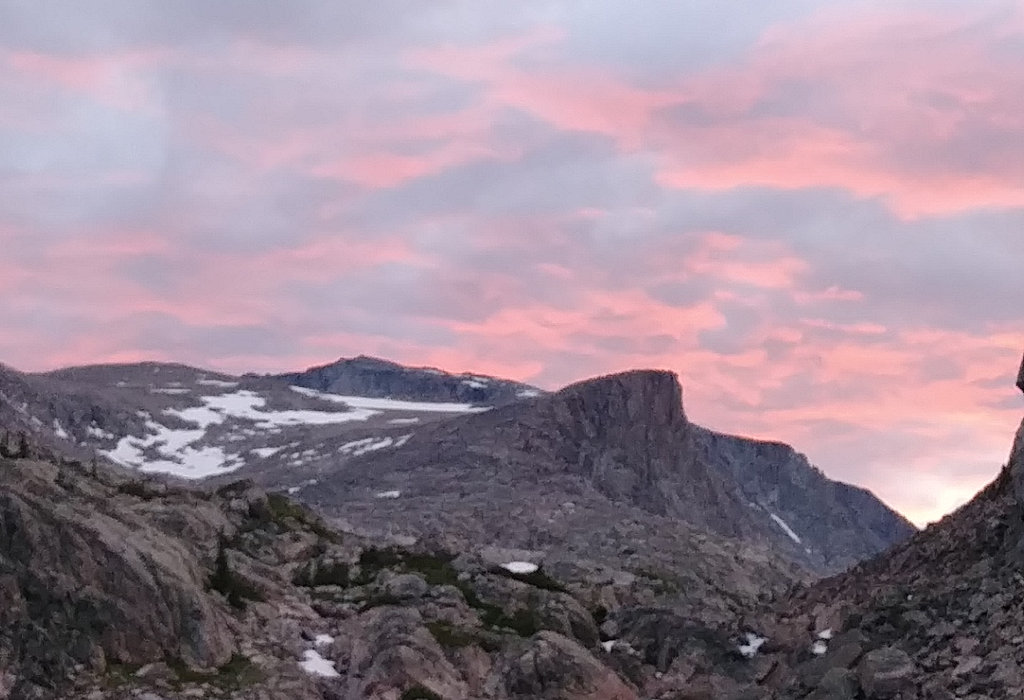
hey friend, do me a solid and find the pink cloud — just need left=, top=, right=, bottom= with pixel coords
left=409, top=29, right=679, bottom=142
left=6, top=49, right=163, bottom=111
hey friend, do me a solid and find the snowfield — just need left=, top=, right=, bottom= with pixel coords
left=290, top=386, right=490, bottom=413
left=101, top=386, right=466, bottom=479
left=103, top=389, right=379, bottom=478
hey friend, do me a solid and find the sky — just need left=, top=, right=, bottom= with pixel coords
left=1, top=1, right=1023, bottom=526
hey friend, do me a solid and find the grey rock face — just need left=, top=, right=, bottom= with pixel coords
left=489, top=631, right=637, bottom=700
left=0, top=462, right=235, bottom=678
left=857, top=647, right=915, bottom=699
left=342, top=606, right=469, bottom=700
left=274, top=355, right=543, bottom=405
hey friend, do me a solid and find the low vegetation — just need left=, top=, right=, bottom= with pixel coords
left=208, top=537, right=264, bottom=610
left=400, top=686, right=442, bottom=700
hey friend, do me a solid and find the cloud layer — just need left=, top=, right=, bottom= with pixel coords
left=2, top=0, right=1023, bottom=525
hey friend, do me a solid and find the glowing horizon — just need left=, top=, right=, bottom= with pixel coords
left=1, top=0, right=1022, bottom=527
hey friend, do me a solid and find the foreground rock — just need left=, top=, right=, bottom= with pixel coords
left=0, top=452, right=659, bottom=699
left=714, top=412, right=1024, bottom=699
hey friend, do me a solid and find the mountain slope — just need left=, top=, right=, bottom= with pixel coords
left=6, top=361, right=487, bottom=482
left=287, top=370, right=912, bottom=578
left=692, top=427, right=916, bottom=573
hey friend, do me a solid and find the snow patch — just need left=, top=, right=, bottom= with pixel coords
left=768, top=512, right=802, bottom=544
left=86, top=424, right=115, bottom=440
left=811, top=640, right=828, bottom=656
left=290, top=386, right=490, bottom=413
left=388, top=417, right=420, bottom=425
left=198, top=378, right=238, bottom=388
left=152, top=387, right=190, bottom=395
left=375, top=490, right=401, bottom=499
left=251, top=447, right=280, bottom=459
left=103, top=389, right=378, bottom=478
left=501, top=561, right=538, bottom=574
left=314, top=634, right=334, bottom=646
left=287, top=479, right=319, bottom=495
left=817, top=629, right=833, bottom=640
left=601, top=640, right=616, bottom=653
left=738, top=633, right=767, bottom=659
left=52, top=420, right=69, bottom=440
left=299, top=649, right=340, bottom=678
left=339, top=436, right=394, bottom=456
left=517, top=389, right=541, bottom=398
left=462, top=379, right=487, bottom=389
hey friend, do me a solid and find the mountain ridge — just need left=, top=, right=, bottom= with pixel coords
left=291, top=368, right=914, bottom=576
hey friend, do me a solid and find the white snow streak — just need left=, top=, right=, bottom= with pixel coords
left=769, top=512, right=802, bottom=544
left=501, top=561, right=539, bottom=574
left=290, top=386, right=489, bottom=413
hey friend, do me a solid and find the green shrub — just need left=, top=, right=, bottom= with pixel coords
left=293, top=560, right=350, bottom=587
left=354, top=547, right=458, bottom=587
left=426, top=621, right=477, bottom=648
left=117, top=481, right=156, bottom=500
left=167, top=654, right=261, bottom=690
left=208, top=538, right=264, bottom=610
left=400, top=685, right=442, bottom=700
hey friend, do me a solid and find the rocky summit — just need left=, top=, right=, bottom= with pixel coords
left=272, top=355, right=543, bottom=406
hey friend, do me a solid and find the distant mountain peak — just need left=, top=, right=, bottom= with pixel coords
left=275, top=354, right=544, bottom=405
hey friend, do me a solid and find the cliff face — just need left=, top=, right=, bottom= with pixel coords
left=300, top=369, right=912, bottom=577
